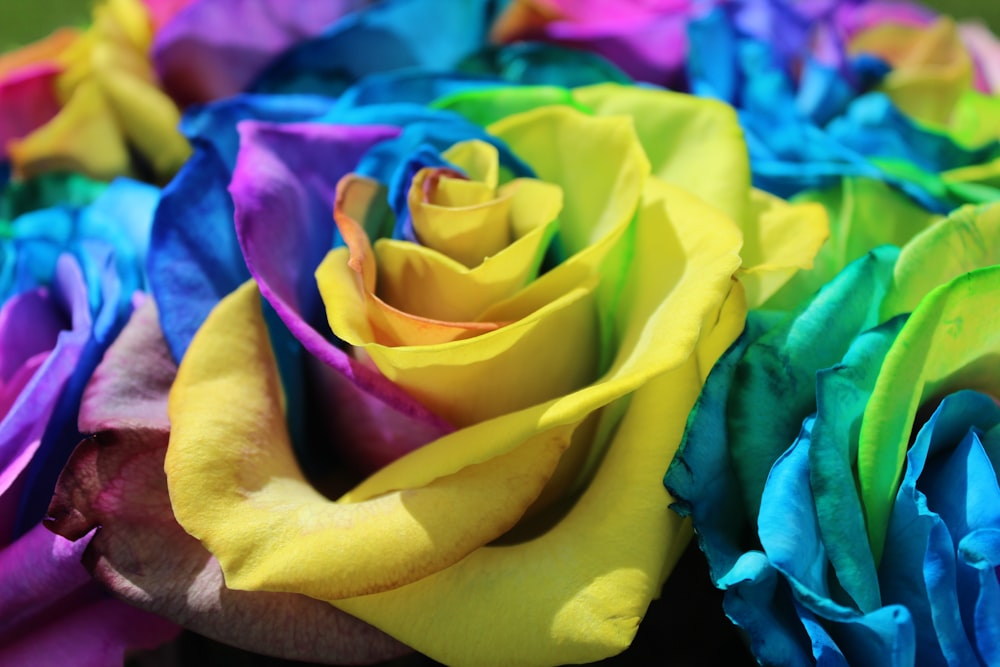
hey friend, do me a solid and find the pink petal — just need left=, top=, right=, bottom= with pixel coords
left=0, top=65, right=61, bottom=149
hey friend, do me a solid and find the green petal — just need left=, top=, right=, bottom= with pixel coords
left=810, top=316, right=905, bottom=613
left=881, top=202, right=1000, bottom=319
left=729, top=247, right=898, bottom=518
left=769, top=178, right=939, bottom=312
left=860, top=266, right=1000, bottom=562
left=432, top=85, right=582, bottom=127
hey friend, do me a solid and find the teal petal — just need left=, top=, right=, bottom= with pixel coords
left=811, top=316, right=906, bottom=614
left=729, top=246, right=898, bottom=517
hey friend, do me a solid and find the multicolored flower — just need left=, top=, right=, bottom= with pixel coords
left=0, top=174, right=177, bottom=665
left=43, top=3, right=826, bottom=664
left=667, top=201, right=1000, bottom=665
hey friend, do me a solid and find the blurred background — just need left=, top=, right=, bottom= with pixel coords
left=1, top=0, right=999, bottom=48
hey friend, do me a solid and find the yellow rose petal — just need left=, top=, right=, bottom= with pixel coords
left=850, top=17, right=973, bottom=126
left=166, top=280, right=574, bottom=600
left=326, top=174, right=505, bottom=347
left=334, top=178, right=747, bottom=667
left=488, top=105, right=650, bottom=256
left=376, top=186, right=560, bottom=322
left=573, top=83, right=750, bottom=226
left=442, top=139, right=499, bottom=188
left=409, top=166, right=515, bottom=268
left=320, top=241, right=601, bottom=425
left=738, top=189, right=829, bottom=309
left=9, top=79, right=129, bottom=180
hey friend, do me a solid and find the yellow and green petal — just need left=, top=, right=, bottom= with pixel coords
left=859, top=265, right=1000, bottom=562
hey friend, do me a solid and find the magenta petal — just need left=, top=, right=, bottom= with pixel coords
left=0, top=65, right=60, bottom=148
left=0, top=288, right=65, bottom=385
left=230, top=121, right=452, bottom=436
left=541, top=0, right=689, bottom=22
left=0, top=595, right=178, bottom=667
left=0, top=441, right=40, bottom=543
left=546, top=12, right=689, bottom=85
left=0, top=260, right=91, bottom=532
left=0, top=523, right=91, bottom=641
left=142, top=0, right=197, bottom=30
left=152, top=0, right=364, bottom=105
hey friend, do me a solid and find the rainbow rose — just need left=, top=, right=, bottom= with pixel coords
left=667, top=202, right=1000, bottom=665
left=0, top=174, right=177, bottom=664
left=46, top=33, right=828, bottom=663
left=0, top=0, right=191, bottom=182
left=492, top=0, right=1000, bottom=213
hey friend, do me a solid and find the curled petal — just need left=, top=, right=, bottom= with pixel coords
left=166, top=281, right=573, bottom=598
left=47, top=299, right=406, bottom=664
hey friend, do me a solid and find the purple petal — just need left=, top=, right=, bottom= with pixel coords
left=230, top=120, right=452, bottom=436
left=0, top=289, right=65, bottom=386
left=0, top=523, right=91, bottom=641
left=152, top=0, right=365, bottom=105
left=0, top=259, right=90, bottom=534
left=0, top=595, right=178, bottom=667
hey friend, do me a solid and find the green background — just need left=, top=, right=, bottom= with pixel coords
left=1, top=0, right=1000, bottom=49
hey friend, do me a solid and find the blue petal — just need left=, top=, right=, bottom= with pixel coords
left=718, top=551, right=816, bottom=667
left=759, top=416, right=917, bottom=665
left=78, top=178, right=159, bottom=298
left=796, top=599, right=915, bottom=667
left=336, top=69, right=508, bottom=109
left=957, top=528, right=1000, bottom=664
left=882, top=391, right=1000, bottom=666
left=253, top=0, right=497, bottom=95
left=148, top=148, right=250, bottom=362
left=759, top=417, right=834, bottom=606
left=687, top=8, right=739, bottom=103
left=181, top=93, right=335, bottom=170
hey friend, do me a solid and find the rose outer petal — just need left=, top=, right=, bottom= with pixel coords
left=167, top=279, right=574, bottom=598
left=47, top=299, right=407, bottom=664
